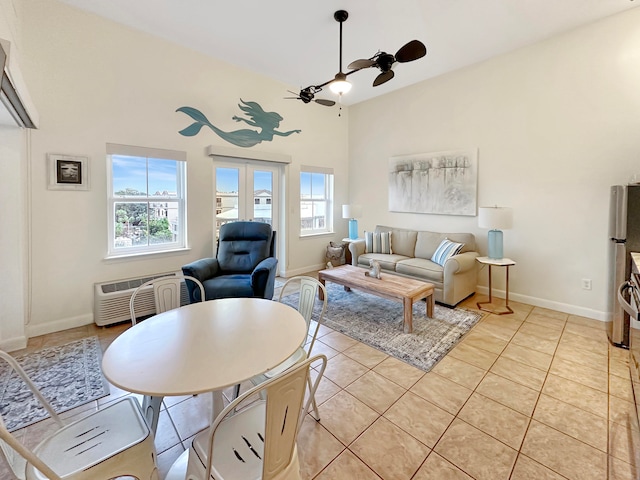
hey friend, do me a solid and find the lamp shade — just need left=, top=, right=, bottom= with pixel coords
left=342, top=204, right=362, bottom=219
left=330, top=73, right=352, bottom=95
left=478, top=206, right=513, bottom=230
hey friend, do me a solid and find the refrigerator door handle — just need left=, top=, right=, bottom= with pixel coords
left=618, top=281, right=638, bottom=320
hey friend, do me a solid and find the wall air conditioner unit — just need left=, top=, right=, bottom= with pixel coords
left=0, top=39, right=38, bottom=129
left=94, top=271, right=190, bottom=327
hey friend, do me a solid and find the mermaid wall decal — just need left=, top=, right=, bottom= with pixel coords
left=176, top=99, right=301, bottom=148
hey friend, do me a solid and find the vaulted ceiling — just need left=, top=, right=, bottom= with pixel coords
left=57, top=0, right=640, bottom=105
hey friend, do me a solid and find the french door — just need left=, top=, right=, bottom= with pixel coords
left=214, top=159, right=281, bottom=240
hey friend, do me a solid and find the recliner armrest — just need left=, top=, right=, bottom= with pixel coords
left=182, top=258, right=221, bottom=303
left=182, top=258, right=220, bottom=283
left=251, top=257, right=278, bottom=299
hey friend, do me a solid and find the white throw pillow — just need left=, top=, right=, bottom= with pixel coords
left=431, top=239, right=464, bottom=266
left=364, top=231, right=392, bottom=254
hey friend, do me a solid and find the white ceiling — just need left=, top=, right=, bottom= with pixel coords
left=55, top=0, right=640, bottom=105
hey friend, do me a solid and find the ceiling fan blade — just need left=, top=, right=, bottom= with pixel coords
left=348, top=58, right=376, bottom=70
left=395, top=40, right=427, bottom=63
left=373, top=70, right=395, bottom=87
left=315, top=98, right=336, bottom=107
left=284, top=97, right=301, bottom=100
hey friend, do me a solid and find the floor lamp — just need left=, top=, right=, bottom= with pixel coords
left=342, top=204, right=362, bottom=240
left=478, top=206, right=513, bottom=259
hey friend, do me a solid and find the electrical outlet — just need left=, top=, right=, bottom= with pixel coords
left=582, top=278, right=592, bottom=290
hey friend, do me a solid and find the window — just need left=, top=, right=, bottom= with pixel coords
left=300, top=166, right=334, bottom=236
left=107, top=144, right=187, bottom=257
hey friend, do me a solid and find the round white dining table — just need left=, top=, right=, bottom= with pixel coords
left=101, top=297, right=307, bottom=419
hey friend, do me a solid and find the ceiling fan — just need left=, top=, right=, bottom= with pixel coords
left=286, top=10, right=427, bottom=107
left=284, top=86, right=336, bottom=107
left=348, top=40, right=427, bottom=87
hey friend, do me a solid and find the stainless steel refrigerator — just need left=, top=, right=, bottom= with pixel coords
left=609, top=184, right=640, bottom=347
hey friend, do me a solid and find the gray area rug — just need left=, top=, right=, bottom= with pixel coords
left=0, top=336, right=110, bottom=431
left=282, top=281, right=482, bottom=372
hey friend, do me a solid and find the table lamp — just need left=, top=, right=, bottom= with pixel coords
left=478, top=206, right=513, bottom=259
left=342, top=204, right=362, bottom=240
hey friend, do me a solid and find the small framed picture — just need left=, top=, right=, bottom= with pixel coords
left=47, top=154, right=90, bottom=191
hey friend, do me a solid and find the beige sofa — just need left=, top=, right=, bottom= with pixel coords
left=348, top=225, right=478, bottom=307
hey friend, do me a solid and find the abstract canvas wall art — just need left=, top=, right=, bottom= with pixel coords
left=389, top=149, right=478, bottom=216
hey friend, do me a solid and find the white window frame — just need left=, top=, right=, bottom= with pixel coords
left=106, top=143, right=187, bottom=258
left=300, top=165, right=334, bottom=237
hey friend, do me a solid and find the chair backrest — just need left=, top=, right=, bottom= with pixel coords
left=277, top=276, right=327, bottom=354
left=203, top=354, right=327, bottom=480
left=217, top=221, right=275, bottom=273
left=129, top=274, right=205, bottom=325
left=0, top=351, right=158, bottom=480
left=0, top=351, right=65, bottom=480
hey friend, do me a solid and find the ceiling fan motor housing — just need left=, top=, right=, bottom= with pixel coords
left=299, top=89, right=314, bottom=103
left=377, top=53, right=395, bottom=72
left=334, top=10, right=348, bottom=22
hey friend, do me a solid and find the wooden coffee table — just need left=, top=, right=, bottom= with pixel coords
left=318, top=265, right=434, bottom=333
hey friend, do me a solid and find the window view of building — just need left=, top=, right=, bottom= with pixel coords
left=300, top=168, right=334, bottom=236
left=215, top=189, right=273, bottom=235
left=107, top=145, right=186, bottom=256
left=214, top=167, right=274, bottom=237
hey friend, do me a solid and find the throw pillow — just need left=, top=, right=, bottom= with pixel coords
left=365, top=231, right=392, bottom=254
left=431, top=239, right=464, bottom=266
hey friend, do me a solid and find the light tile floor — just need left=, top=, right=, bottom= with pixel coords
left=1, top=292, right=639, bottom=479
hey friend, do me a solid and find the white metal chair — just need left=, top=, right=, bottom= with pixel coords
left=129, top=274, right=205, bottom=326
left=185, top=354, right=327, bottom=480
left=129, top=274, right=206, bottom=434
left=234, top=276, right=327, bottom=419
left=0, top=350, right=158, bottom=480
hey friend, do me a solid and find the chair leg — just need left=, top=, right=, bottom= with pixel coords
left=142, top=395, right=163, bottom=434
left=306, top=375, right=320, bottom=421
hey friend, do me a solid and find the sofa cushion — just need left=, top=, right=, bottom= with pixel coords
left=365, top=231, right=392, bottom=254
left=415, top=232, right=476, bottom=259
left=396, top=258, right=444, bottom=284
left=431, top=239, right=464, bottom=266
left=389, top=230, right=417, bottom=257
left=357, top=253, right=410, bottom=271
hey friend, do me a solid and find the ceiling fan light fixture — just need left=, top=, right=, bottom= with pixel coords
left=286, top=10, right=426, bottom=108
left=329, top=72, right=351, bottom=95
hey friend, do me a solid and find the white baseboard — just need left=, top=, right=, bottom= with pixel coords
left=0, top=336, right=28, bottom=352
left=475, top=286, right=608, bottom=322
left=27, top=313, right=95, bottom=338
left=281, top=263, right=326, bottom=278
left=281, top=265, right=610, bottom=322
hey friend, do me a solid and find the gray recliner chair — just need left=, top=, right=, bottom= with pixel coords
left=182, top=222, right=278, bottom=302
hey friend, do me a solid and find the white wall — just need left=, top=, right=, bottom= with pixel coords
left=3, top=0, right=348, bottom=343
left=349, top=8, right=640, bottom=320
left=0, top=0, right=32, bottom=350
left=0, top=126, right=29, bottom=350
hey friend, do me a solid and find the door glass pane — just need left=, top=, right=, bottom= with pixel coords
left=216, top=167, right=239, bottom=235
left=253, top=170, right=273, bottom=226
